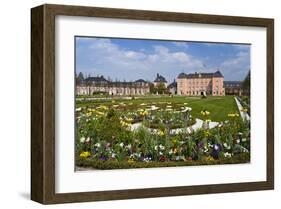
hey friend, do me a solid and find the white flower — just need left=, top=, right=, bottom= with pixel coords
left=242, top=138, right=247, bottom=142
left=154, top=145, right=158, bottom=151
left=159, top=144, right=165, bottom=150
left=204, top=147, right=209, bottom=153
left=242, top=147, right=249, bottom=153
left=111, top=153, right=116, bottom=158
left=95, top=143, right=101, bottom=147
left=224, top=152, right=232, bottom=158
left=159, top=151, right=163, bottom=155
left=223, top=143, right=231, bottom=150
left=80, top=137, right=85, bottom=143
left=127, top=144, right=132, bottom=149
left=85, top=137, right=91, bottom=143
left=76, top=108, right=82, bottom=112
left=236, top=139, right=240, bottom=144
left=214, top=144, right=219, bottom=150
left=119, top=142, right=124, bottom=148
left=168, top=149, right=173, bottom=155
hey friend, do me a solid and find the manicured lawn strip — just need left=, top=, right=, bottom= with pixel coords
left=76, top=96, right=238, bottom=121
left=76, top=153, right=250, bottom=170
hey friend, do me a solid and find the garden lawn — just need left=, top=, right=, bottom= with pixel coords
left=76, top=96, right=238, bottom=122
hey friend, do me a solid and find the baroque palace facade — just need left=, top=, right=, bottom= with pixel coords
left=76, top=70, right=240, bottom=97
left=76, top=75, right=150, bottom=96
left=176, top=70, right=225, bottom=96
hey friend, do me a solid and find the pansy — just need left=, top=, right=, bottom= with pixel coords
left=214, top=144, right=219, bottom=151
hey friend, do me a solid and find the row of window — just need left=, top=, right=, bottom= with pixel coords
left=179, top=90, right=224, bottom=96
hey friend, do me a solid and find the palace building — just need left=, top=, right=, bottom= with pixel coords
left=176, top=70, right=225, bottom=96
left=154, top=73, right=167, bottom=87
left=76, top=76, right=150, bottom=96
left=224, top=81, right=243, bottom=96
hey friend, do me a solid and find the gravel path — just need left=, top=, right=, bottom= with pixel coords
left=234, top=96, right=250, bottom=121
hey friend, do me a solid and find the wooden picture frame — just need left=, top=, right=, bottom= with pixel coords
left=31, top=4, right=274, bottom=204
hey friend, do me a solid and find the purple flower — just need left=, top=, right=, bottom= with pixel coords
left=99, top=156, right=106, bottom=161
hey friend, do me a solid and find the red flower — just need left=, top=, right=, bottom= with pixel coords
left=159, top=156, right=166, bottom=162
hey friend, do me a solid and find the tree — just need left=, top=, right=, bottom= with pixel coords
left=76, top=72, right=84, bottom=85
left=156, top=83, right=167, bottom=94
left=242, top=71, right=250, bottom=96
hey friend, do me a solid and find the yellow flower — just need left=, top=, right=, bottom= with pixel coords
left=228, top=113, right=240, bottom=117
left=97, top=105, right=109, bottom=111
left=120, top=120, right=131, bottom=128
left=139, top=109, right=149, bottom=116
left=128, top=159, right=135, bottom=163
left=204, top=156, right=214, bottom=161
left=79, top=151, right=91, bottom=158
left=201, top=110, right=210, bottom=116
left=96, top=111, right=105, bottom=116
left=158, top=130, right=165, bottom=136
left=126, top=118, right=134, bottom=123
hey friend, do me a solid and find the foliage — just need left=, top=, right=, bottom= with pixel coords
left=75, top=97, right=251, bottom=169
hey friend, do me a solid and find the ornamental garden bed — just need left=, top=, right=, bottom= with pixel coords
left=76, top=96, right=250, bottom=170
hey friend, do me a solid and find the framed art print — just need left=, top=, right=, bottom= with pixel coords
left=31, top=4, right=274, bottom=204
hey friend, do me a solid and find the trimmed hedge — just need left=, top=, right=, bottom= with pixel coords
left=76, top=153, right=250, bottom=170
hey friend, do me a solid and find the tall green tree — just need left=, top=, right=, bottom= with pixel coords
left=76, top=72, right=84, bottom=85
left=242, top=71, right=250, bottom=96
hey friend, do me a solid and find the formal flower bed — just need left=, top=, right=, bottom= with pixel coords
left=75, top=101, right=250, bottom=169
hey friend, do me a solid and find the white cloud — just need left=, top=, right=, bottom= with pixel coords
left=234, top=45, right=250, bottom=50
left=221, top=50, right=250, bottom=80
left=172, top=42, right=189, bottom=49
left=77, top=39, right=204, bottom=82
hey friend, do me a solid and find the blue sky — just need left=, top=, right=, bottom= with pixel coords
left=75, top=36, right=250, bottom=83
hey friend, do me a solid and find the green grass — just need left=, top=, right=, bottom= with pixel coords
left=76, top=96, right=238, bottom=122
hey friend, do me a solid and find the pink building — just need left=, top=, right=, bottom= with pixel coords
left=176, top=71, right=225, bottom=96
